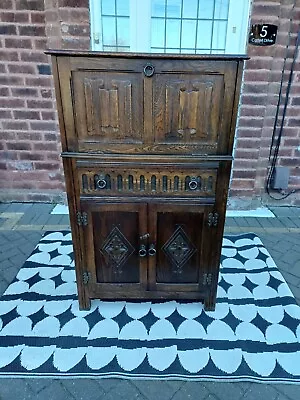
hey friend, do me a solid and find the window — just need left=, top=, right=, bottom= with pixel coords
left=90, top=0, right=251, bottom=54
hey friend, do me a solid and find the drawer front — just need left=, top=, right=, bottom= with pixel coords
left=76, top=163, right=218, bottom=198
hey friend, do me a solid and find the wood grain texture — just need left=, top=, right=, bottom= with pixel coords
left=50, top=51, right=245, bottom=311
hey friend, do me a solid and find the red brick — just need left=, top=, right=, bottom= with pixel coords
left=0, top=76, right=24, bottom=85
left=0, top=64, right=6, bottom=73
left=279, top=158, right=300, bottom=167
left=232, top=170, right=257, bottom=179
left=18, top=25, right=45, bottom=36
left=62, top=24, right=89, bottom=37
left=0, top=110, right=12, bottom=118
left=11, top=87, right=38, bottom=97
left=0, top=98, right=25, bottom=107
left=0, top=24, right=17, bottom=35
left=5, top=38, right=32, bottom=49
left=16, top=132, right=42, bottom=141
left=19, top=152, right=44, bottom=161
left=241, top=94, right=268, bottom=106
left=16, top=0, right=44, bottom=11
left=25, top=76, right=52, bottom=86
left=243, top=70, right=270, bottom=82
left=58, top=7, right=89, bottom=22
left=0, top=50, right=18, bottom=61
left=6, top=142, right=31, bottom=151
left=41, top=111, right=56, bottom=120
left=287, top=118, right=300, bottom=126
left=242, top=82, right=269, bottom=94
left=7, top=64, right=36, bottom=74
left=33, top=142, right=57, bottom=151
left=40, top=89, right=52, bottom=98
left=291, top=97, right=300, bottom=106
left=34, top=162, right=59, bottom=170
left=30, top=121, right=57, bottom=131
left=30, top=12, right=45, bottom=23
left=14, top=12, right=30, bottom=22
left=20, top=51, right=48, bottom=63
left=2, top=120, right=29, bottom=130
left=0, top=1, right=13, bottom=9
left=14, top=110, right=40, bottom=120
left=27, top=99, right=53, bottom=108
left=0, top=87, right=9, bottom=96
left=238, top=117, right=264, bottom=128
left=34, top=38, right=47, bottom=50
left=44, top=133, right=58, bottom=141
left=2, top=150, right=18, bottom=159
left=230, top=179, right=256, bottom=190
left=58, top=0, right=88, bottom=7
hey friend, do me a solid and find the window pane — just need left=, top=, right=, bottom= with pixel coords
left=181, top=20, right=197, bottom=48
left=166, top=0, right=181, bottom=18
left=152, top=0, right=166, bottom=17
left=102, top=16, right=116, bottom=46
left=101, top=0, right=115, bottom=16
left=214, top=0, right=229, bottom=19
left=117, top=17, right=130, bottom=46
left=182, top=0, right=198, bottom=18
left=152, top=48, right=165, bottom=53
left=166, top=48, right=180, bottom=53
left=196, top=20, right=212, bottom=49
left=181, top=48, right=196, bottom=54
left=212, top=20, right=227, bottom=49
left=198, top=0, right=214, bottom=19
left=166, top=19, right=181, bottom=48
left=116, top=0, right=129, bottom=16
left=151, top=18, right=165, bottom=47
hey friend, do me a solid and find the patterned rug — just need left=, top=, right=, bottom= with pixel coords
left=0, top=231, right=300, bottom=383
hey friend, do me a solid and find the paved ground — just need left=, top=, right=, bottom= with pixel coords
left=0, top=203, right=299, bottom=400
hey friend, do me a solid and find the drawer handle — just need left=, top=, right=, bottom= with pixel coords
left=189, top=179, right=198, bottom=191
left=144, top=63, right=155, bottom=77
left=148, top=244, right=156, bottom=256
left=96, top=178, right=107, bottom=189
left=139, top=244, right=147, bottom=257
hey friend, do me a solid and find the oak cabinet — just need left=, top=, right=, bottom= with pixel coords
left=48, top=50, right=246, bottom=311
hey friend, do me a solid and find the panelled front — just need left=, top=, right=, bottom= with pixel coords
left=148, top=204, right=213, bottom=292
left=80, top=202, right=147, bottom=296
left=58, top=56, right=238, bottom=155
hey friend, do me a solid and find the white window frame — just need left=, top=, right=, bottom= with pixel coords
left=90, top=0, right=251, bottom=54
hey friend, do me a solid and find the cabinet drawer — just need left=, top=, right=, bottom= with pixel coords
left=76, top=162, right=219, bottom=198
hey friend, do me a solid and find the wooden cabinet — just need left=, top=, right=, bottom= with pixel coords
left=48, top=50, right=246, bottom=311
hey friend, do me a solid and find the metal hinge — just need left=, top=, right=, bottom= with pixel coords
left=203, top=273, right=212, bottom=286
left=208, top=212, right=219, bottom=227
left=82, top=271, right=90, bottom=285
left=77, top=211, right=88, bottom=226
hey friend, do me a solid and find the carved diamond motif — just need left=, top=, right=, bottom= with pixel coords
left=162, top=226, right=197, bottom=274
left=101, top=227, right=134, bottom=274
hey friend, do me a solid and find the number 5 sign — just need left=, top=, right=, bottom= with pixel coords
left=249, top=24, right=278, bottom=46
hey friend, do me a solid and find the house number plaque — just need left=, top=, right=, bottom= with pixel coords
left=249, top=24, right=278, bottom=46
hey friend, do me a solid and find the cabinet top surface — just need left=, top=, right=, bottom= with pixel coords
left=45, top=49, right=249, bottom=60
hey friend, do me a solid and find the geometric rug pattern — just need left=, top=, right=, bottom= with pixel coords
left=0, top=232, right=300, bottom=383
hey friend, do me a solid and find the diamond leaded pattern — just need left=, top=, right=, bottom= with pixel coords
left=162, top=226, right=197, bottom=274
left=100, top=227, right=134, bottom=273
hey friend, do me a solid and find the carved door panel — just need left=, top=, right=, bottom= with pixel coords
left=72, top=69, right=144, bottom=152
left=151, top=60, right=237, bottom=154
left=148, top=203, right=214, bottom=291
left=80, top=202, right=147, bottom=296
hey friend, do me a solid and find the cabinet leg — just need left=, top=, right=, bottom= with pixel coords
left=204, top=295, right=216, bottom=312
left=78, top=294, right=91, bottom=311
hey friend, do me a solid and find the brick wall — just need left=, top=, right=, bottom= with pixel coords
left=0, top=0, right=299, bottom=206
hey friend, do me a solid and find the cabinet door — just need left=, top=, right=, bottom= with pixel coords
left=80, top=202, right=148, bottom=298
left=148, top=203, right=214, bottom=293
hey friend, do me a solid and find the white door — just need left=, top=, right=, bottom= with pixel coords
left=90, top=0, right=251, bottom=54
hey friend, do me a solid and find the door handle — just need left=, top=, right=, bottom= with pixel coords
left=139, top=244, right=147, bottom=257
left=148, top=244, right=156, bottom=256
left=143, top=63, right=155, bottom=77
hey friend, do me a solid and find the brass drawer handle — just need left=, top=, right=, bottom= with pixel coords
left=96, top=178, right=107, bottom=189
left=148, top=244, right=156, bottom=256
left=139, top=244, right=147, bottom=257
left=188, top=179, right=198, bottom=190
left=144, top=63, right=155, bottom=77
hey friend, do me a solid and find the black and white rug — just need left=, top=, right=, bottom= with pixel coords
left=0, top=231, right=300, bottom=383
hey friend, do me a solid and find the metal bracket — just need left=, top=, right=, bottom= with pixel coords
left=82, top=271, right=90, bottom=285
left=208, top=212, right=218, bottom=227
left=203, top=273, right=212, bottom=286
left=77, top=211, right=88, bottom=226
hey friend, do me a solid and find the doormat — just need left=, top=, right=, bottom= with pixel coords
left=0, top=232, right=300, bottom=383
